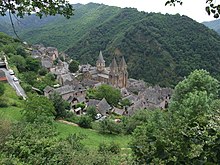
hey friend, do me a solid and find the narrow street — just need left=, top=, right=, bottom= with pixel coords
left=0, top=68, right=26, bottom=99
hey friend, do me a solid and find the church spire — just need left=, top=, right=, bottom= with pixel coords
left=110, top=58, right=118, bottom=73
left=119, top=56, right=127, bottom=71
left=96, top=51, right=105, bottom=72
left=97, top=51, right=104, bottom=63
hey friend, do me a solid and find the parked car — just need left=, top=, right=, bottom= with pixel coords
left=9, top=69, right=14, bottom=75
left=13, top=77, right=19, bottom=82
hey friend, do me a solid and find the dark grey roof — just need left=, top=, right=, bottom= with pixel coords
left=87, top=99, right=100, bottom=107
left=43, top=86, right=54, bottom=93
left=113, top=107, right=124, bottom=116
left=97, top=98, right=111, bottom=116
left=41, top=59, right=52, bottom=68
left=54, top=85, right=75, bottom=95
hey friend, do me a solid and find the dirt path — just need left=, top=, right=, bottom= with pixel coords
left=57, top=120, right=79, bottom=127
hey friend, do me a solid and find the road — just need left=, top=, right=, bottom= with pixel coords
left=0, top=68, right=26, bottom=99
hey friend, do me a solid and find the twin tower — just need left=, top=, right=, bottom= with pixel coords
left=96, top=51, right=128, bottom=88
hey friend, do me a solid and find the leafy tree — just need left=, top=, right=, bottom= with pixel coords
left=86, top=106, right=97, bottom=120
left=1, top=120, right=74, bottom=164
left=165, top=0, right=220, bottom=18
left=69, top=60, right=79, bottom=73
left=0, top=82, right=5, bottom=96
left=23, top=94, right=55, bottom=122
left=26, top=57, right=40, bottom=72
left=10, top=55, right=26, bottom=72
left=97, top=118, right=122, bottom=134
left=78, top=116, right=92, bottom=128
left=0, top=0, right=73, bottom=19
left=49, top=92, right=69, bottom=119
left=38, top=68, right=48, bottom=76
left=131, top=70, right=220, bottom=164
left=94, top=84, right=121, bottom=106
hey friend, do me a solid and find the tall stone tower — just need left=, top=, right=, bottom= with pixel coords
left=96, top=51, right=105, bottom=72
left=109, top=58, right=118, bottom=87
left=118, top=56, right=128, bottom=88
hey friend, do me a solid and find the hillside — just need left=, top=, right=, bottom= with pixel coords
left=203, top=19, right=220, bottom=34
left=1, top=3, right=220, bottom=86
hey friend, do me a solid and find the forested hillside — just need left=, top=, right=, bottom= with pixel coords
left=1, top=3, right=220, bottom=86
left=203, top=19, right=220, bottom=34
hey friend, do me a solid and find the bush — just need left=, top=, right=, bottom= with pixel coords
left=78, top=116, right=92, bottom=128
left=98, top=142, right=120, bottom=154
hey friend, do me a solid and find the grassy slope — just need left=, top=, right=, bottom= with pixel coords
left=56, top=122, right=130, bottom=149
left=0, top=84, right=130, bottom=148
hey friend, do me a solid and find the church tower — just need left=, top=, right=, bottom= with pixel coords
left=109, top=58, right=119, bottom=87
left=96, top=51, right=105, bottom=72
left=118, top=56, right=128, bottom=88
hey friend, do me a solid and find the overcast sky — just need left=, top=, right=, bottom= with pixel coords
left=69, top=0, right=220, bottom=23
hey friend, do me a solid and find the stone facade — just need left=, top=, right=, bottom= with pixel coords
left=83, top=51, right=128, bottom=88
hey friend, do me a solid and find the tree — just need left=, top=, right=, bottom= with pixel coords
left=0, top=0, right=73, bottom=19
left=26, top=57, right=40, bottom=72
left=10, top=55, right=26, bottom=72
left=49, top=92, right=69, bottom=119
left=23, top=94, right=55, bottom=122
left=165, top=0, right=220, bottom=18
left=86, top=106, right=97, bottom=120
left=94, top=84, right=122, bottom=106
left=0, top=82, right=5, bottom=96
left=131, top=70, right=220, bottom=164
left=69, top=60, right=79, bottom=73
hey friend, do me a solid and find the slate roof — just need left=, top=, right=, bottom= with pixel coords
left=97, top=51, right=105, bottom=63
left=43, top=86, right=54, bottom=93
left=87, top=99, right=100, bottom=107
left=41, top=59, right=53, bottom=69
left=113, top=107, right=125, bottom=116
left=54, top=85, right=75, bottom=95
left=97, top=98, right=111, bottom=116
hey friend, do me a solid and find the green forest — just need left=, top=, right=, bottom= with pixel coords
left=1, top=3, right=220, bottom=86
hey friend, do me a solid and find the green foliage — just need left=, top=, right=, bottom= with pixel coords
left=25, top=57, right=40, bottom=72
left=49, top=92, right=69, bottom=119
left=76, top=102, right=86, bottom=109
left=69, top=59, right=79, bottom=73
left=0, top=0, right=73, bottom=19
left=131, top=70, right=220, bottom=164
left=120, top=98, right=132, bottom=107
left=78, top=116, right=92, bottom=128
left=92, top=84, right=121, bottom=106
left=23, top=94, right=55, bottom=122
left=98, top=141, right=121, bottom=154
left=97, top=118, right=122, bottom=134
left=38, top=68, right=48, bottom=76
left=10, top=55, right=26, bottom=72
left=86, top=106, right=97, bottom=119
left=0, top=82, right=5, bottom=96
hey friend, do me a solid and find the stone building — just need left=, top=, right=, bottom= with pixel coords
left=83, top=51, right=128, bottom=88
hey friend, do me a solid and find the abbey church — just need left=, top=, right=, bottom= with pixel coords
left=83, top=51, right=128, bottom=88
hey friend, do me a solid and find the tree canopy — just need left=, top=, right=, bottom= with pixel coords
left=0, top=0, right=74, bottom=19
left=131, top=69, right=220, bottom=164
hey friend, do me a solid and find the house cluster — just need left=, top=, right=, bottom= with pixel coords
left=32, top=45, right=172, bottom=117
left=31, top=44, right=69, bottom=75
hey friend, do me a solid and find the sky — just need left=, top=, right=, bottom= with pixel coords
left=68, top=0, right=220, bottom=23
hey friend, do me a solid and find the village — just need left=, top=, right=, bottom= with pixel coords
left=0, top=44, right=172, bottom=119
left=30, top=44, right=173, bottom=119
